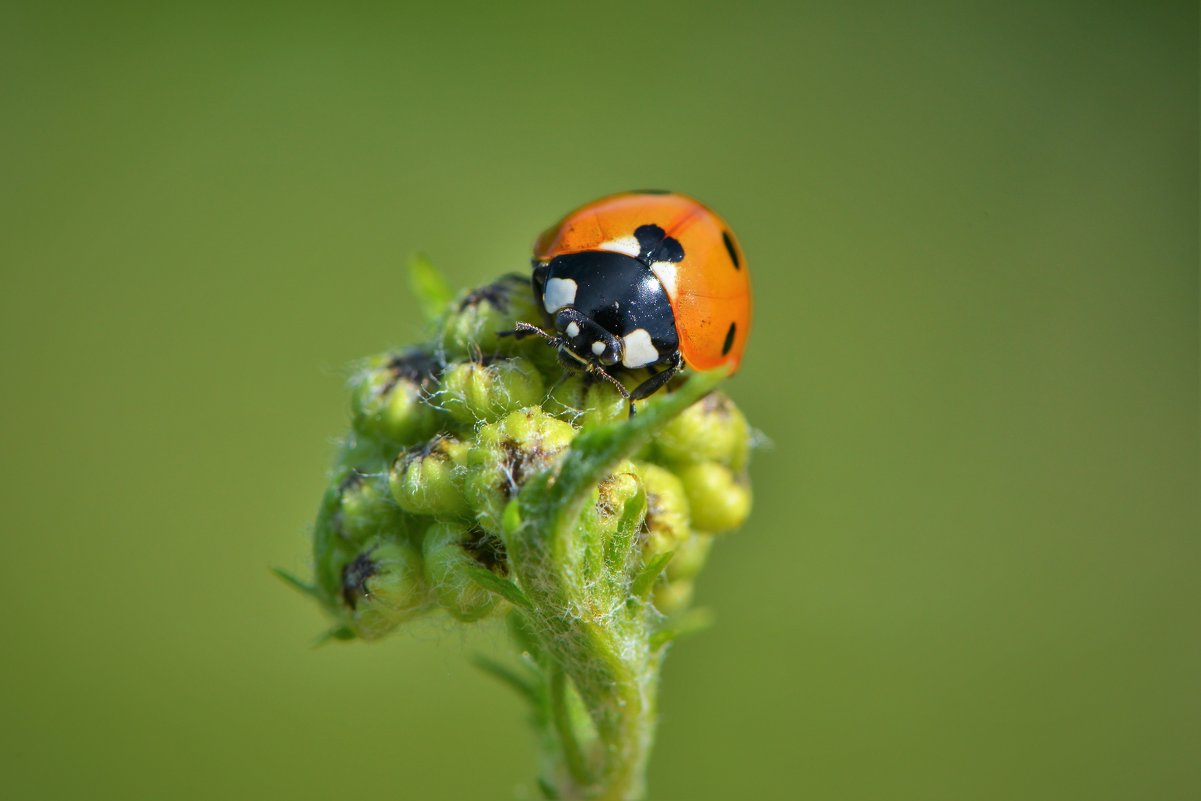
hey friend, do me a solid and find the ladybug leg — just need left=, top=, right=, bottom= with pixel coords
left=628, top=353, right=683, bottom=410
left=586, top=364, right=635, bottom=415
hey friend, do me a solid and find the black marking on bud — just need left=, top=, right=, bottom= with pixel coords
left=721, top=230, right=741, bottom=270
left=634, top=224, right=685, bottom=265
left=381, top=349, right=439, bottom=396
left=341, top=552, right=378, bottom=609
left=338, top=470, right=367, bottom=495
left=333, top=470, right=367, bottom=539
left=700, top=390, right=734, bottom=419
left=396, top=433, right=452, bottom=473
left=597, top=473, right=634, bottom=514
left=722, top=322, right=737, bottom=356
left=499, top=438, right=539, bottom=498
left=457, top=273, right=527, bottom=312
left=464, top=526, right=509, bottom=575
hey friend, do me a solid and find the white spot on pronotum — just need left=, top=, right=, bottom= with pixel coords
left=591, top=341, right=606, bottom=356
left=649, top=261, right=678, bottom=297
left=543, top=277, right=578, bottom=313
left=600, top=235, right=642, bottom=258
left=621, top=329, right=659, bottom=368
left=565, top=321, right=580, bottom=338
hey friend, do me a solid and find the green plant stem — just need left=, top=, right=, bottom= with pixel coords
left=549, top=666, right=593, bottom=789
left=503, top=370, right=725, bottom=800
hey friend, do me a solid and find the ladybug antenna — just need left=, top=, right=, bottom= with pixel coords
left=587, top=363, right=637, bottom=417
left=502, top=321, right=560, bottom=346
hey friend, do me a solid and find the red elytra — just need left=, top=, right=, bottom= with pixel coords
left=534, top=190, right=751, bottom=373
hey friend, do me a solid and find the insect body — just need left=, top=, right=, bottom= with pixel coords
left=511, top=191, right=751, bottom=414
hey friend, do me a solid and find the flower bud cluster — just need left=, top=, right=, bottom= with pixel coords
left=309, top=272, right=753, bottom=640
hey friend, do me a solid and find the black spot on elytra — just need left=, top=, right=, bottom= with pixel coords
left=721, top=230, right=741, bottom=270
left=722, top=322, right=737, bottom=356
left=341, top=551, right=378, bottom=609
left=634, top=224, right=685, bottom=265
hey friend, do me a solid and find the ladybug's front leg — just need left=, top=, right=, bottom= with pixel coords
left=628, top=352, right=683, bottom=413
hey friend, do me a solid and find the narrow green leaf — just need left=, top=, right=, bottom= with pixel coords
left=605, top=486, right=647, bottom=572
left=650, top=608, right=714, bottom=650
left=550, top=666, right=594, bottom=787
left=472, top=654, right=542, bottom=706
left=272, top=567, right=318, bottom=597
left=465, top=565, right=532, bottom=609
left=631, top=551, right=674, bottom=599
left=408, top=252, right=453, bottom=322
left=537, top=777, right=562, bottom=800
left=314, top=626, right=356, bottom=646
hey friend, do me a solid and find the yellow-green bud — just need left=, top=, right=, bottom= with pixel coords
left=389, top=435, right=470, bottom=519
left=547, top=373, right=631, bottom=427
left=465, top=409, right=577, bottom=534
left=438, top=274, right=546, bottom=358
left=636, top=462, right=692, bottom=556
left=422, top=522, right=502, bottom=622
left=653, top=578, right=694, bottom=616
left=677, top=461, right=751, bottom=534
left=440, top=357, right=544, bottom=424
left=654, top=391, right=750, bottom=471
left=341, top=539, right=429, bottom=640
left=666, top=533, right=714, bottom=582
left=591, top=467, right=642, bottom=540
left=349, top=350, right=438, bottom=446
left=333, top=468, right=404, bottom=544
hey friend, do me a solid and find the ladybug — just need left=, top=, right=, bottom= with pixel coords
left=508, top=190, right=751, bottom=415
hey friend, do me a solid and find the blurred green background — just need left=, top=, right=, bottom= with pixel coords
left=1, top=1, right=1196, bottom=799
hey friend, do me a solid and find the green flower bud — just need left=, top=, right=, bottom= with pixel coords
left=636, top=462, right=692, bottom=557
left=653, top=578, right=695, bottom=616
left=341, top=539, right=429, bottom=640
left=439, top=274, right=546, bottom=358
left=297, top=257, right=759, bottom=801
left=666, top=532, right=714, bottom=582
left=423, top=522, right=504, bottom=622
left=349, top=349, right=438, bottom=446
left=677, top=461, right=752, bottom=534
left=389, top=435, right=470, bottom=518
left=439, top=356, right=544, bottom=424
left=333, top=468, right=404, bottom=544
left=546, top=372, right=631, bottom=427
left=465, top=409, right=577, bottom=533
left=654, top=390, right=750, bottom=471
left=573, top=465, right=643, bottom=580
left=591, top=467, right=642, bottom=540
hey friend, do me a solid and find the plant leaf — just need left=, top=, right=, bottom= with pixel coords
left=631, top=551, right=674, bottom=599
left=272, top=567, right=318, bottom=597
left=605, top=486, right=647, bottom=573
left=650, top=608, right=714, bottom=650
left=409, top=252, right=453, bottom=322
left=472, top=654, right=542, bottom=706
left=465, top=565, right=532, bottom=609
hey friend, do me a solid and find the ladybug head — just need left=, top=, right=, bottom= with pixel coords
left=552, top=308, right=622, bottom=369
